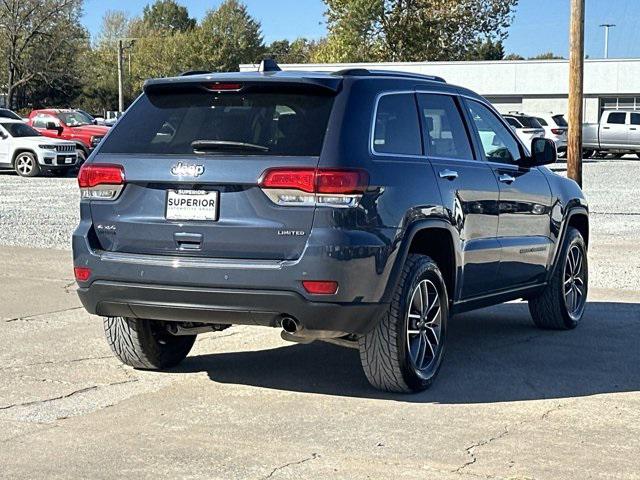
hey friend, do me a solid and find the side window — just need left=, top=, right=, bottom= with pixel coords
left=630, top=113, right=640, bottom=125
left=418, top=94, right=473, bottom=160
left=373, top=93, right=422, bottom=156
left=536, top=117, right=548, bottom=126
left=32, top=116, right=47, bottom=128
left=466, top=100, right=522, bottom=164
left=607, top=112, right=626, bottom=124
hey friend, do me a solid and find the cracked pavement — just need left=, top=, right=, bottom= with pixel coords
left=0, top=246, right=638, bottom=479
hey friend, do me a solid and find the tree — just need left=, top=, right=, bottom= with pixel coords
left=504, top=53, right=525, bottom=60
left=0, top=0, right=86, bottom=109
left=528, top=52, right=565, bottom=60
left=267, top=38, right=321, bottom=63
left=200, top=0, right=264, bottom=71
left=315, top=0, right=518, bottom=63
left=142, top=0, right=195, bottom=33
left=465, top=38, right=505, bottom=60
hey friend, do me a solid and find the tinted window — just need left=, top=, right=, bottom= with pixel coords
left=466, top=100, right=522, bottom=163
left=0, top=123, right=40, bottom=137
left=505, top=117, right=521, bottom=128
left=100, top=90, right=335, bottom=156
left=0, top=109, right=21, bottom=120
left=373, top=93, right=421, bottom=155
left=607, top=112, right=626, bottom=124
left=518, top=116, right=543, bottom=128
left=552, top=114, right=568, bottom=127
left=418, top=94, right=473, bottom=160
left=536, top=117, right=548, bottom=126
left=631, top=113, right=640, bottom=125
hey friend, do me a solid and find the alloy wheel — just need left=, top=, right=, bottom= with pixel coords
left=16, top=154, right=34, bottom=176
left=406, top=279, right=442, bottom=373
left=563, top=244, right=586, bottom=320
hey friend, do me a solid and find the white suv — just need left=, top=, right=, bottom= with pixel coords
left=503, top=113, right=546, bottom=152
left=0, top=119, right=77, bottom=177
left=534, top=113, right=568, bottom=156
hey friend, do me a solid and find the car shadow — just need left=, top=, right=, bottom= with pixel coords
left=176, top=301, right=640, bottom=403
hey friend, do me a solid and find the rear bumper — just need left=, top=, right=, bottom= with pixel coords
left=78, top=280, right=387, bottom=336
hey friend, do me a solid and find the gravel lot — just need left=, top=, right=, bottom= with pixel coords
left=1, top=158, right=638, bottom=290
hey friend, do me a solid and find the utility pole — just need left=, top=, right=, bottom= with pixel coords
left=117, top=39, right=124, bottom=113
left=567, top=0, right=585, bottom=187
left=600, top=24, right=616, bottom=59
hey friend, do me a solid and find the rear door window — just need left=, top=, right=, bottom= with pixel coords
left=99, top=90, right=335, bottom=156
left=373, top=93, right=422, bottom=156
left=504, top=117, right=521, bottom=128
left=418, top=94, right=473, bottom=160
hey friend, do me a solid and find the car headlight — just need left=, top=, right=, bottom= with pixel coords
left=90, top=136, right=103, bottom=147
left=38, top=144, right=57, bottom=150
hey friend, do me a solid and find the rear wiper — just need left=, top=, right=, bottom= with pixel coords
left=191, top=140, right=270, bottom=153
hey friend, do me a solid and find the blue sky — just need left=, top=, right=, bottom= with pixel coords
left=82, top=0, right=640, bottom=59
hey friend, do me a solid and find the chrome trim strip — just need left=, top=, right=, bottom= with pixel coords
left=99, top=251, right=291, bottom=270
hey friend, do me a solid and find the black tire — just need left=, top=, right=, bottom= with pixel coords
left=358, top=254, right=449, bottom=393
left=528, top=227, right=588, bottom=330
left=76, top=149, right=87, bottom=166
left=104, top=317, right=196, bottom=369
left=14, top=152, right=41, bottom=177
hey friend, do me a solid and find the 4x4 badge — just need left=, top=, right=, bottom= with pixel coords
left=171, top=162, right=205, bottom=177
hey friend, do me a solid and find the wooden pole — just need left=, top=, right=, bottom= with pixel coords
left=567, top=0, right=585, bottom=187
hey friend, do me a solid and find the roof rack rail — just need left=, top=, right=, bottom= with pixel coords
left=180, top=70, right=212, bottom=76
left=333, top=68, right=446, bottom=83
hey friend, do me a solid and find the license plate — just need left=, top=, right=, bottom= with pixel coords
left=166, top=190, right=219, bottom=221
left=65, top=157, right=74, bottom=163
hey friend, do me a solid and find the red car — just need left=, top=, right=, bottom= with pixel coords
left=27, top=109, right=110, bottom=164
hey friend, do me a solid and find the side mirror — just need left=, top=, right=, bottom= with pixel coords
left=527, top=137, right=557, bottom=166
left=45, top=121, right=58, bottom=130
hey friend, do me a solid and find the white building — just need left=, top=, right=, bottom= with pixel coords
left=241, top=58, right=640, bottom=123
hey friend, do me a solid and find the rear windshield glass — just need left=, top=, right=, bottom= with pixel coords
left=552, top=114, right=568, bottom=127
left=517, top=116, right=543, bottom=128
left=99, top=90, right=335, bottom=156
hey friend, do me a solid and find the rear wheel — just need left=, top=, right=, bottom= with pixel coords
left=358, top=254, right=448, bottom=393
left=528, top=227, right=587, bottom=330
left=104, top=317, right=196, bottom=369
left=14, top=152, right=40, bottom=177
left=76, top=149, right=87, bottom=167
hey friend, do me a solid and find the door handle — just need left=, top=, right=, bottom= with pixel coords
left=498, top=173, right=516, bottom=184
left=603, top=126, right=611, bottom=130
left=630, top=128, right=637, bottom=131
left=439, top=169, right=458, bottom=180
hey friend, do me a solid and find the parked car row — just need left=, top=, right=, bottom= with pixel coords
left=0, top=108, right=111, bottom=177
left=502, top=112, right=567, bottom=156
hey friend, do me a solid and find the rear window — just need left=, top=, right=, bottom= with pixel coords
left=517, top=116, right=543, bottom=128
left=99, top=90, right=335, bottom=156
left=552, top=114, right=568, bottom=127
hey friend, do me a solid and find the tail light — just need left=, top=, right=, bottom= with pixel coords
left=551, top=128, right=566, bottom=135
left=78, top=163, right=125, bottom=200
left=259, top=168, right=368, bottom=207
left=74, top=266, right=92, bottom=282
left=302, top=280, right=339, bottom=295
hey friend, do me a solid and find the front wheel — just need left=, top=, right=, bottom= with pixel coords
left=358, top=254, right=448, bottom=393
left=529, top=227, right=588, bottom=329
left=104, top=317, right=196, bottom=369
left=14, top=152, right=41, bottom=177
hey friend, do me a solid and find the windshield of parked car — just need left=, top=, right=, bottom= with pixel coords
left=1, top=122, right=41, bottom=138
left=57, top=111, right=92, bottom=127
left=99, top=89, right=335, bottom=156
left=0, top=109, right=22, bottom=120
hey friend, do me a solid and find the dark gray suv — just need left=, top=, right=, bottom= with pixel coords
left=73, top=62, right=589, bottom=393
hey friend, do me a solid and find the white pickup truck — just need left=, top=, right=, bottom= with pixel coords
left=0, top=119, right=78, bottom=177
left=583, top=109, right=640, bottom=158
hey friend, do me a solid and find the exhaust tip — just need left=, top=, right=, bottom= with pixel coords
left=280, top=316, right=300, bottom=334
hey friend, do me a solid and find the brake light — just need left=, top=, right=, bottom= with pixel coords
left=74, top=266, right=91, bottom=282
left=204, top=82, right=242, bottom=91
left=551, top=128, right=565, bottom=135
left=78, top=164, right=125, bottom=200
left=302, top=280, right=339, bottom=295
left=259, top=168, right=368, bottom=207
